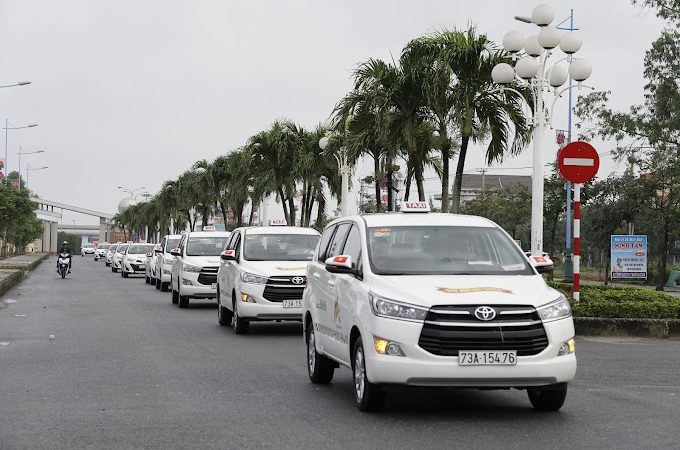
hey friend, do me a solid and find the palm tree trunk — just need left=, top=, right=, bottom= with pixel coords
left=373, top=151, right=382, bottom=212
left=248, top=201, right=257, bottom=226
left=219, top=200, right=229, bottom=229
left=451, top=135, right=470, bottom=214
left=414, top=154, right=425, bottom=201
left=440, top=126, right=451, bottom=213
left=288, top=197, right=296, bottom=226
left=315, top=195, right=326, bottom=228
left=278, top=188, right=289, bottom=223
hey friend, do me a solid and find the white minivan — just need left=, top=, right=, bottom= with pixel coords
left=216, top=225, right=320, bottom=334
left=154, top=234, right=183, bottom=291
left=302, top=202, right=576, bottom=411
left=170, top=231, right=231, bottom=308
left=121, top=243, right=155, bottom=278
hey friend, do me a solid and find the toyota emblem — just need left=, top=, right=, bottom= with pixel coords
left=291, top=276, right=305, bottom=285
left=474, top=306, right=496, bottom=321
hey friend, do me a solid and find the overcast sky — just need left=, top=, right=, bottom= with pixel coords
left=0, top=0, right=665, bottom=225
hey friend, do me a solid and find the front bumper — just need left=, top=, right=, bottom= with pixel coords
left=362, top=316, right=577, bottom=387
left=237, top=286, right=302, bottom=320
left=125, top=262, right=146, bottom=274
left=179, top=272, right=216, bottom=299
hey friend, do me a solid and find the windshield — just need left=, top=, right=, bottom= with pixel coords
left=128, top=244, right=154, bottom=254
left=367, top=226, right=533, bottom=276
left=186, top=236, right=230, bottom=256
left=83, top=244, right=94, bottom=248
left=165, top=238, right=181, bottom=252
left=117, top=245, right=129, bottom=254
left=109, top=245, right=118, bottom=252
left=244, top=233, right=320, bottom=261
left=98, top=244, right=110, bottom=249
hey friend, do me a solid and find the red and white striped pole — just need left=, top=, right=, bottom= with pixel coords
left=573, top=183, right=581, bottom=302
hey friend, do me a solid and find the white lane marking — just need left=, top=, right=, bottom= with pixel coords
left=563, top=157, right=594, bottom=166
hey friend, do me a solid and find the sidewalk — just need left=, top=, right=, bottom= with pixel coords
left=0, top=253, right=49, bottom=302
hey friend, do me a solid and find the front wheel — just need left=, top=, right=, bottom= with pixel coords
left=178, top=293, right=189, bottom=308
left=145, top=275, right=150, bottom=284
left=217, top=290, right=233, bottom=326
left=60, top=266, right=67, bottom=279
left=306, top=324, right=334, bottom=383
left=527, top=383, right=568, bottom=411
left=352, top=336, right=384, bottom=412
left=171, top=284, right=179, bottom=304
left=232, top=295, right=249, bottom=334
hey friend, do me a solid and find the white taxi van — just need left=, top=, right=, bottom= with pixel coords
left=216, top=222, right=320, bottom=334
left=170, top=231, right=231, bottom=308
left=302, top=202, right=576, bottom=412
left=154, top=234, right=183, bottom=291
left=121, top=243, right=155, bottom=278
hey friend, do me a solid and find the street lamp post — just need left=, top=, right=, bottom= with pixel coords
left=4, top=120, right=38, bottom=176
left=117, top=185, right=147, bottom=200
left=25, top=164, right=48, bottom=188
left=319, top=134, right=350, bottom=216
left=492, top=4, right=592, bottom=256
left=17, top=147, right=45, bottom=186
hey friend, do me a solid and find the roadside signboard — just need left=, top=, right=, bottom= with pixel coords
left=611, top=235, right=647, bottom=279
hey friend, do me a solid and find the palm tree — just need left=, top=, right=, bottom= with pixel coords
left=435, top=27, right=532, bottom=213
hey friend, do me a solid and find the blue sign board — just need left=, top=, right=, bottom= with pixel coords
left=611, top=235, right=647, bottom=279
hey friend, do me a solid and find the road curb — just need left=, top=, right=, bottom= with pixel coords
left=0, top=254, right=49, bottom=300
left=575, top=317, right=680, bottom=339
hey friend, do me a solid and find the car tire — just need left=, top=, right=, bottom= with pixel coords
left=217, top=289, right=233, bottom=326
left=232, top=294, right=249, bottom=334
left=178, top=292, right=189, bottom=308
left=156, top=278, right=161, bottom=290
left=171, top=286, right=179, bottom=305
left=161, top=282, right=169, bottom=292
left=306, top=323, right=334, bottom=384
left=352, top=336, right=384, bottom=412
left=527, top=383, right=568, bottom=412
left=122, top=270, right=128, bottom=278
left=112, top=266, right=117, bottom=273
left=105, top=262, right=110, bottom=267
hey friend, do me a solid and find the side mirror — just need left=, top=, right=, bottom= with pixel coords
left=528, top=255, right=554, bottom=274
left=170, top=248, right=181, bottom=257
left=220, top=249, right=236, bottom=261
left=325, top=255, right=356, bottom=275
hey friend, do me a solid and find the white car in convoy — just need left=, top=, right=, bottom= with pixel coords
left=111, top=243, right=129, bottom=273
left=154, top=234, right=182, bottom=291
left=81, top=243, right=96, bottom=256
left=302, top=202, right=576, bottom=412
left=216, top=225, right=321, bottom=334
left=145, top=243, right=162, bottom=285
left=95, top=243, right=110, bottom=261
left=105, top=244, right=119, bottom=267
left=121, top=243, right=155, bottom=278
left=170, top=231, right=231, bottom=308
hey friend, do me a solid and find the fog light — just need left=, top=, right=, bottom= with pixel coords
left=182, top=279, right=193, bottom=286
left=557, top=338, right=575, bottom=356
left=163, top=269, right=171, bottom=275
left=373, top=337, right=405, bottom=356
left=241, top=293, right=255, bottom=303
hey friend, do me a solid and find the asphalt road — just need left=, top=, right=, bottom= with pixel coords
left=1, top=257, right=679, bottom=450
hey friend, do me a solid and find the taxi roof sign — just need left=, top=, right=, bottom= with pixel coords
left=269, top=219, right=288, bottom=226
left=401, top=201, right=430, bottom=213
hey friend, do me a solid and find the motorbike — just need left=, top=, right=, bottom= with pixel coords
left=58, top=252, right=71, bottom=279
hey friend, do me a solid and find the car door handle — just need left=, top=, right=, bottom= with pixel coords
left=312, top=272, right=321, bottom=279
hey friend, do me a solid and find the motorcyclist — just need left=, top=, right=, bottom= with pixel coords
left=57, top=241, right=73, bottom=273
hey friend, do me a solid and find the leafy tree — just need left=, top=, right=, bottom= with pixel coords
left=460, top=185, right=531, bottom=241
left=0, top=178, right=43, bottom=255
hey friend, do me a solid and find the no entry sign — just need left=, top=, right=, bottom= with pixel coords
left=558, top=141, right=600, bottom=183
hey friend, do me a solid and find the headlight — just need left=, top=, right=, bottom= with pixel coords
left=182, top=263, right=202, bottom=273
left=369, top=293, right=428, bottom=322
left=241, top=272, right=268, bottom=284
left=537, top=294, right=572, bottom=322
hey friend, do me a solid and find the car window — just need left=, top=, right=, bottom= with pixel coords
left=326, top=223, right=351, bottom=259
left=243, top=233, right=319, bottom=261
left=117, top=244, right=129, bottom=254
left=98, top=244, right=110, bottom=249
left=128, top=244, right=154, bottom=254
left=341, top=225, right=362, bottom=268
left=186, top=236, right=231, bottom=256
left=165, top=238, right=181, bottom=252
left=367, top=225, right=533, bottom=276
left=316, top=225, right=336, bottom=262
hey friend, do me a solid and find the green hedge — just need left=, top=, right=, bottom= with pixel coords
left=548, top=282, right=680, bottom=319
